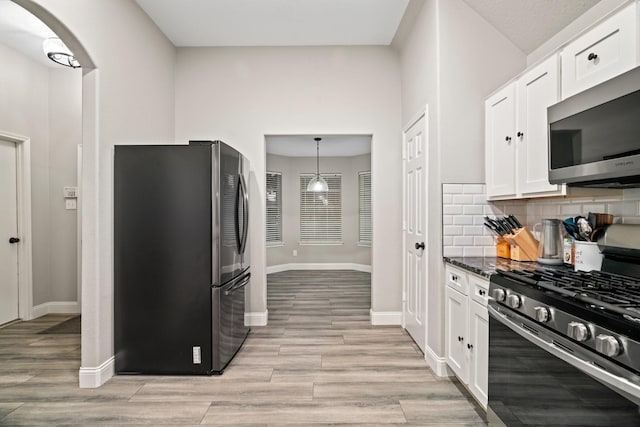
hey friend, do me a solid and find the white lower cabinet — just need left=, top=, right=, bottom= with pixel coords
left=467, top=296, right=488, bottom=407
left=445, top=264, right=489, bottom=408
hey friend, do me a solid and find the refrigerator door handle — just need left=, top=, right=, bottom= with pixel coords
left=238, top=173, right=249, bottom=255
left=234, top=176, right=242, bottom=254
left=224, top=273, right=251, bottom=296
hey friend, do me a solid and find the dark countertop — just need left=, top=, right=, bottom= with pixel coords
left=443, top=256, right=543, bottom=278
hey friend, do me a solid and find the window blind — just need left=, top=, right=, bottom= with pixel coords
left=266, top=172, right=282, bottom=245
left=299, top=174, right=342, bottom=244
left=359, top=171, right=372, bottom=245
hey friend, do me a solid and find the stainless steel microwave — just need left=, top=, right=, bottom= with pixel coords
left=548, top=65, right=640, bottom=187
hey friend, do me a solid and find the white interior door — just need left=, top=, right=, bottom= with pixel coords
left=0, top=138, right=19, bottom=325
left=403, top=111, right=428, bottom=353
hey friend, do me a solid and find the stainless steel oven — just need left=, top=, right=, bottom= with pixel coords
left=488, top=301, right=640, bottom=426
left=487, top=225, right=640, bottom=426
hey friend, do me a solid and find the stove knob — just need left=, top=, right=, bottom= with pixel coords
left=492, top=288, right=506, bottom=302
left=507, top=294, right=521, bottom=309
left=567, top=322, right=590, bottom=342
left=534, top=306, right=550, bottom=323
left=595, top=335, right=621, bottom=357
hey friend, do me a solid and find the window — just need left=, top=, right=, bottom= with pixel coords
left=266, top=172, right=282, bottom=245
left=299, top=174, right=342, bottom=244
left=358, top=171, right=372, bottom=246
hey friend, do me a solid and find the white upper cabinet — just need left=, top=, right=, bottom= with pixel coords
left=517, top=55, right=561, bottom=196
left=485, top=84, right=516, bottom=199
left=486, top=2, right=639, bottom=200
left=486, top=56, right=564, bottom=200
left=561, top=2, right=638, bottom=99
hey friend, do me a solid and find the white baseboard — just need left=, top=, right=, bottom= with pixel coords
left=369, top=309, right=402, bottom=325
left=425, top=345, right=450, bottom=377
left=31, top=301, right=80, bottom=319
left=245, top=310, right=268, bottom=326
left=266, top=263, right=372, bottom=274
left=79, top=356, right=114, bottom=388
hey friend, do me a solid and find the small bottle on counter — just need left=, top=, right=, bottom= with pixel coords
left=564, top=236, right=575, bottom=266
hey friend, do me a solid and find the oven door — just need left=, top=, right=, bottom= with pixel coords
left=488, top=302, right=640, bottom=426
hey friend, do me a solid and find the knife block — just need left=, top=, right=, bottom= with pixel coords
left=496, top=237, right=511, bottom=259
left=503, top=227, right=539, bottom=262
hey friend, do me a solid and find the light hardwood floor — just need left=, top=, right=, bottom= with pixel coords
left=0, top=270, right=487, bottom=426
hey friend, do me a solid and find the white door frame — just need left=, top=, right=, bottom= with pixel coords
left=76, top=144, right=83, bottom=311
left=0, top=131, right=33, bottom=321
left=401, top=106, right=429, bottom=348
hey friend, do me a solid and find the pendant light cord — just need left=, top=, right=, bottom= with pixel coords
left=316, top=139, right=320, bottom=178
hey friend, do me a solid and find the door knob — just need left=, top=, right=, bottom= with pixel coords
left=9, top=237, right=20, bottom=244
left=415, top=242, right=425, bottom=250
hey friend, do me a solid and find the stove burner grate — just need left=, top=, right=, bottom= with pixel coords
left=497, top=268, right=640, bottom=319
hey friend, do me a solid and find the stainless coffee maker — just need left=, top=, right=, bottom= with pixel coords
left=537, top=219, right=564, bottom=265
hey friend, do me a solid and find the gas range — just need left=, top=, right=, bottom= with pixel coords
left=487, top=224, right=640, bottom=424
left=491, top=267, right=640, bottom=375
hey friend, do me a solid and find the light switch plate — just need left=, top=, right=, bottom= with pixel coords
left=63, top=186, right=78, bottom=198
left=65, top=199, right=77, bottom=210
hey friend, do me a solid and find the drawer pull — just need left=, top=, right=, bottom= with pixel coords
left=587, top=52, right=598, bottom=61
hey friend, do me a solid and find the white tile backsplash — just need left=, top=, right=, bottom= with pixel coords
left=525, top=190, right=640, bottom=227
left=442, top=185, right=640, bottom=258
left=442, top=183, right=497, bottom=257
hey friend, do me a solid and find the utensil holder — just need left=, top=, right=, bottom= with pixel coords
left=503, top=227, right=539, bottom=262
left=496, top=237, right=511, bottom=259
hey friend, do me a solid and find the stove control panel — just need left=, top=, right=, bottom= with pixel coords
left=507, top=294, right=522, bottom=309
left=596, top=335, right=622, bottom=357
left=568, top=322, right=590, bottom=342
left=534, top=306, right=550, bottom=323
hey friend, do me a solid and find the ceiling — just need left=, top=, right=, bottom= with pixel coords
left=462, top=0, right=601, bottom=54
left=0, top=0, right=61, bottom=67
left=266, top=135, right=371, bottom=157
left=135, top=0, right=410, bottom=47
left=0, top=0, right=604, bottom=71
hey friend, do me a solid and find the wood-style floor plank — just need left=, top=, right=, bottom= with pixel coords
left=0, top=270, right=486, bottom=425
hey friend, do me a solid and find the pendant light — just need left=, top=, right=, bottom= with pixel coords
left=306, top=137, right=328, bottom=192
left=42, top=37, right=81, bottom=68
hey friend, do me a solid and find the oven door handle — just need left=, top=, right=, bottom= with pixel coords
left=488, top=304, right=640, bottom=406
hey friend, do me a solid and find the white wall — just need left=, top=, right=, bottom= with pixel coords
left=439, top=0, right=526, bottom=184
left=397, top=0, right=526, bottom=366
left=266, top=153, right=371, bottom=267
left=48, top=68, right=82, bottom=303
left=0, top=42, right=81, bottom=307
left=18, top=0, right=177, bottom=385
left=175, top=46, right=403, bottom=316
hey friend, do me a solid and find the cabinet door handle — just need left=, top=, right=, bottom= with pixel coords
left=467, top=343, right=474, bottom=350
left=517, top=131, right=524, bottom=138
left=458, top=336, right=464, bottom=342
left=505, top=136, right=512, bottom=142
left=587, top=52, right=598, bottom=61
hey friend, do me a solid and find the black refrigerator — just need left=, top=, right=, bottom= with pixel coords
left=114, top=140, right=250, bottom=375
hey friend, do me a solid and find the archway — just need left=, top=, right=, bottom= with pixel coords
left=11, top=0, right=100, bottom=388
